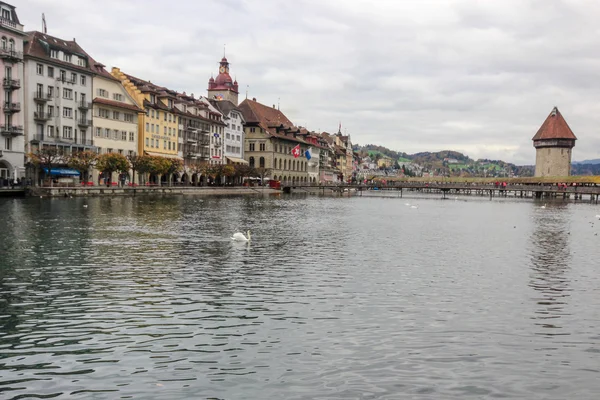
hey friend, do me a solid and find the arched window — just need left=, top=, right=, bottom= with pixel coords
left=8, top=39, right=14, bottom=50
left=284, top=159, right=287, bottom=170
left=279, top=159, right=282, bottom=170
left=1, top=37, right=6, bottom=49
left=274, top=158, right=277, bottom=169
left=249, top=156, right=255, bottom=167
left=259, top=157, right=265, bottom=168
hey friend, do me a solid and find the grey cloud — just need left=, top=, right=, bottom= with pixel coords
left=17, top=0, right=600, bottom=165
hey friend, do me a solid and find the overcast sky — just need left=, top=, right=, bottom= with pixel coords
left=17, top=0, right=600, bottom=164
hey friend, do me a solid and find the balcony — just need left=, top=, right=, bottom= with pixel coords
left=33, top=91, right=52, bottom=102
left=2, top=78, right=20, bottom=90
left=0, top=124, right=24, bottom=136
left=0, top=48, right=22, bottom=62
left=34, top=111, right=52, bottom=121
left=30, top=134, right=95, bottom=147
left=3, top=102, right=20, bottom=113
left=56, top=77, right=76, bottom=84
left=77, top=119, right=92, bottom=127
left=78, top=101, right=91, bottom=110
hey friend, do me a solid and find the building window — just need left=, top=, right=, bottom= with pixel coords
left=64, top=53, right=72, bottom=62
left=249, top=143, right=255, bottom=151
left=50, top=49, right=58, bottom=59
left=259, top=143, right=266, bottom=151
left=164, top=112, right=167, bottom=121
left=97, top=88, right=108, bottom=98
left=112, top=111, right=120, bottom=120
left=99, top=108, right=110, bottom=118
left=47, top=66, right=54, bottom=78
left=48, top=86, right=54, bottom=97
left=164, top=140, right=167, bottom=149
left=164, top=126, right=167, bottom=134
left=47, top=125, right=54, bottom=137
left=104, top=128, right=110, bottom=138
left=113, top=93, right=123, bottom=101
left=260, top=157, right=265, bottom=168
left=0, top=36, right=5, bottom=49
left=146, top=122, right=149, bottom=131
left=60, top=70, right=66, bottom=81
left=95, top=127, right=101, bottom=137
left=226, top=133, right=230, bottom=139
left=121, top=131, right=127, bottom=141
left=249, top=157, right=255, bottom=167
left=47, top=105, right=54, bottom=117
left=71, top=72, right=76, bottom=83
left=129, top=132, right=135, bottom=142
left=4, top=137, right=10, bottom=150
left=36, top=64, right=43, bottom=75
left=80, top=75, right=86, bottom=86
left=63, top=88, right=73, bottom=99
left=63, top=126, right=73, bottom=139
left=146, top=138, right=149, bottom=147
left=150, top=95, right=156, bottom=103
left=237, top=135, right=240, bottom=141
left=63, top=107, right=73, bottom=118
left=250, top=127, right=256, bottom=133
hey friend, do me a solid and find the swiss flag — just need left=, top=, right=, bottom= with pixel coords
left=292, top=144, right=301, bottom=158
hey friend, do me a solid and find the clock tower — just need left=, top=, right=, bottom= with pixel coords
left=208, top=56, right=239, bottom=105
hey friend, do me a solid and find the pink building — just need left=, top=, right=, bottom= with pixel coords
left=0, top=1, right=25, bottom=184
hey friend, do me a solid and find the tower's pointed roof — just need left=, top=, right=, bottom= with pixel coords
left=532, top=106, right=577, bottom=141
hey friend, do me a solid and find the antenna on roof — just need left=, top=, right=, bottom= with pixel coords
left=42, top=13, right=47, bottom=34
left=278, top=97, right=280, bottom=110
left=224, top=43, right=226, bottom=57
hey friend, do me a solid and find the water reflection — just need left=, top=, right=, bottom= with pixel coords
left=528, top=203, right=572, bottom=336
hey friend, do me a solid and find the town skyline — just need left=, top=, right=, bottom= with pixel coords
left=16, top=0, right=600, bottom=165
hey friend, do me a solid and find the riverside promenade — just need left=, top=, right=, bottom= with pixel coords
left=25, top=185, right=280, bottom=198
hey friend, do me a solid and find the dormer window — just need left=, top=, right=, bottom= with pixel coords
left=150, top=94, right=156, bottom=103
left=63, top=53, right=71, bottom=63
left=168, top=99, right=173, bottom=108
left=2, top=9, right=10, bottom=20
left=77, top=58, right=86, bottom=67
left=50, top=49, right=58, bottom=59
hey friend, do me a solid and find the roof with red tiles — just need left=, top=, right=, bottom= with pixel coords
left=24, top=31, right=96, bottom=73
left=93, top=97, right=144, bottom=112
left=532, top=107, right=577, bottom=141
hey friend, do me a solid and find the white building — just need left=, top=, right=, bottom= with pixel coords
left=91, top=62, right=143, bottom=185
left=210, top=99, right=246, bottom=165
left=0, top=1, right=25, bottom=184
left=23, top=31, right=95, bottom=181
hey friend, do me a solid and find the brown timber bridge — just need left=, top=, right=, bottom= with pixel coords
left=283, top=182, right=600, bottom=203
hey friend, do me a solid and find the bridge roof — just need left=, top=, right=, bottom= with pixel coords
left=532, top=106, right=577, bottom=141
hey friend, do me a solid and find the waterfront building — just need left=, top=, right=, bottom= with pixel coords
left=532, top=106, right=577, bottom=177
left=23, top=31, right=96, bottom=182
left=173, top=92, right=211, bottom=183
left=210, top=98, right=246, bottom=166
left=111, top=68, right=181, bottom=163
left=198, top=96, right=226, bottom=166
left=207, top=56, right=239, bottom=105
left=0, top=1, right=25, bottom=184
left=91, top=62, right=143, bottom=184
left=238, top=97, right=310, bottom=184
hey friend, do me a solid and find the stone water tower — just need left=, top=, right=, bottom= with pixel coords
left=532, top=106, right=577, bottom=177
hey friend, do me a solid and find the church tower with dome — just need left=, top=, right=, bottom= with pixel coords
left=207, top=56, right=239, bottom=105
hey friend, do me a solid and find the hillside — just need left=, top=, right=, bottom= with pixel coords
left=354, top=144, right=532, bottom=177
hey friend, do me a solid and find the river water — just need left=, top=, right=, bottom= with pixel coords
left=1, top=192, right=600, bottom=399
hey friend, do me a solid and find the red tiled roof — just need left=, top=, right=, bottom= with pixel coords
left=532, top=107, right=577, bottom=141
left=24, top=31, right=96, bottom=74
left=93, top=97, right=144, bottom=112
left=238, top=99, right=294, bottom=131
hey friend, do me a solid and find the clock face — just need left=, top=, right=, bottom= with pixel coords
left=220, top=66, right=225, bottom=73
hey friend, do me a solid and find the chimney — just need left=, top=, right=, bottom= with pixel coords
left=73, top=37, right=76, bottom=42
left=191, top=93, right=194, bottom=98
left=252, top=97, right=256, bottom=101
left=273, top=104, right=276, bottom=109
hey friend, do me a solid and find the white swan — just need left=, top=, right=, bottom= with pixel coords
left=410, top=205, right=419, bottom=209
left=231, top=230, right=251, bottom=241
left=541, top=204, right=546, bottom=209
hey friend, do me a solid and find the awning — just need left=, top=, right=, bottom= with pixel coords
left=226, top=156, right=249, bottom=165
left=145, top=151, right=183, bottom=160
left=42, top=168, right=81, bottom=177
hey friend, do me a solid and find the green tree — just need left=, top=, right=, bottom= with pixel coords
left=254, top=167, right=271, bottom=185
left=96, top=153, right=129, bottom=186
left=68, top=150, right=97, bottom=183
left=28, top=146, right=61, bottom=187
left=127, top=154, right=147, bottom=186
left=165, top=158, right=183, bottom=186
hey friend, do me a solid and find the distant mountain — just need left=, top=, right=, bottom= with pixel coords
left=573, top=159, right=600, bottom=165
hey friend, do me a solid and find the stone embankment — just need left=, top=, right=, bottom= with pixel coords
left=28, top=186, right=281, bottom=198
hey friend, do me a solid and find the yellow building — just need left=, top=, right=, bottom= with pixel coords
left=377, top=156, right=393, bottom=168
left=111, top=68, right=180, bottom=159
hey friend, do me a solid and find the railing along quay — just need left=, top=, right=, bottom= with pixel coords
left=282, top=182, right=600, bottom=202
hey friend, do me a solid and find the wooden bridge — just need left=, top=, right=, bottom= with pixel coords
left=283, top=182, right=600, bottom=203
